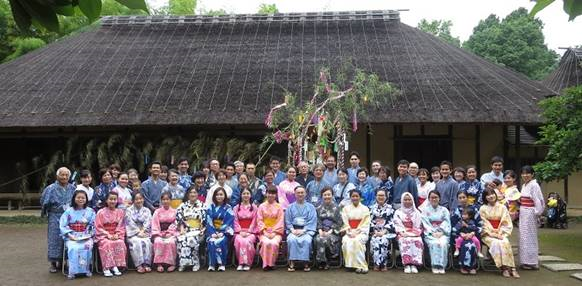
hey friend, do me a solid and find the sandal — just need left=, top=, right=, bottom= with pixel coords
left=144, top=266, right=152, bottom=272
left=502, top=269, right=511, bottom=278
left=355, top=268, right=363, bottom=274
left=323, top=264, right=330, bottom=270
left=287, top=266, right=296, bottom=272
left=137, top=266, right=145, bottom=273
left=381, top=267, right=388, bottom=272
left=511, top=268, right=520, bottom=278
left=460, top=268, right=469, bottom=275
left=167, top=266, right=176, bottom=272
left=304, top=265, right=311, bottom=272
left=157, top=265, right=165, bottom=273
left=373, top=266, right=380, bottom=271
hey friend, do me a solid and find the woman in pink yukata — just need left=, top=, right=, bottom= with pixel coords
left=233, top=188, right=258, bottom=271
left=95, top=192, right=127, bottom=277
left=151, top=192, right=178, bottom=272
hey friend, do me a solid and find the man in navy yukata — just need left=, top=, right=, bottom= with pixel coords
left=435, top=160, right=459, bottom=210
left=177, top=157, right=192, bottom=190
left=347, top=152, right=362, bottom=185
left=141, top=161, right=168, bottom=212
left=390, top=160, right=418, bottom=209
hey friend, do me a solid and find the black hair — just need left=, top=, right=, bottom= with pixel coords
left=490, top=156, right=504, bottom=164
left=320, top=186, right=333, bottom=197
left=149, top=161, right=162, bottom=169
left=80, top=169, right=92, bottom=178
left=503, top=170, right=517, bottom=180
left=183, top=187, right=199, bottom=203
left=109, top=163, right=121, bottom=171
left=177, top=157, right=189, bottom=165
left=269, top=156, right=281, bottom=163
left=457, top=190, right=468, bottom=198
left=521, top=165, right=535, bottom=175
left=99, top=168, right=111, bottom=181
left=168, top=169, right=179, bottom=176
left=160, top=191, right=172, bottom=201
left=418, top=168, right=429, bottom=176
left=225, top=162, right=236, bottom=169
left=482, top=188, right=498, bottom=205
left=266, top=185, right=278, bottom=194
left=237, top=188, right=254, bottom=212
left=192, top=171, right=206, bottom=180
left=356, top=168, right=369, bottom=177
left=337, top=167, right=349, bottom=176
left=428, top=190, right=441, bottom=199
left=397, top=159, right=409, bottom=167
left=379, top=166, right=392, bottom=177
left=71, top=190, right=89, bottom=209
left=440, top=160, right=453, bottom=168
left=212, top=187, right=230, bottom=205
left=462, top=207, right=476, bottom=220
left=132, top=191, right=145, bottom=201
left=349, top=189, right=362, bottom=197
left=349, top=151, right=360, bottom=159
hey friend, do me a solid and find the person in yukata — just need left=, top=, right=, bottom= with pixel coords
left=60, top=190, right=96, bottom=279
left=142, top=161, right=168, bottom=212
left=257, top=186, right=285, bottom=270
left=125, top=192, right=153, bottom=274
left=95, top=192, right=127, bottom=277
left=41, top=166, right=76, bottom=273
left=285, top=185, right=317, bottom=272
left=205, top=187, right=235, bottom=272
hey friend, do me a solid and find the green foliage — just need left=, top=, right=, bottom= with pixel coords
left=169, top=0, right=196, bottom=15
left=203, top=9, right=227, bottom=16
left=4, top=37, right=45, bottom=61
left=6, top=0, right=149, bottom=32
left=534, top=86, right=582, bottom=182
left=463, top=8, right=558, bottom=80
left=257, top=3, right=278, bottom=14
left=417, top=19, right=461, bottom=47
left=530, top=0, right=582, bottom=21
left=101, top=0, right=147, bottom=16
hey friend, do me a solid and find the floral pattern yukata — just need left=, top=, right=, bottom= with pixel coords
left=257, top=201, right=285, bottom=268
left=125, top=204, right=153, bottom=267
left=95, top=207, right=127, bottom=269
left=369, top=203, right=396, bottom=267
left=393, top=193, right=424, bottom=266
left=233, top=203, right=258, bottom=266
left=41, top=182, right=75, bottom=262
left=420, top=204, right=451, bottom=268
left=176, top=200, right=206, bottom=269
left=206, top=204, right=235, bottom=267
left=60, top=207, right=96, bottom=276
left=315, top=202, right=342, bottom=265
left=151, top=207, right=178, bottom=266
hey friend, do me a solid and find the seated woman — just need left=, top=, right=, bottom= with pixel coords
left=451, top=190, right=482, bottom=274
left=341, top=189, right=371, bottom=274
left=206, top=187, right=235, bottom=272
left=314, top=187, right=341, bottom=270
left=59, top=190, right=96, bottom=279
left=95, top=192, right=127, bottom=277
left=393, top=192, right=423, bottom=274
left=369, top=189, right=396, bottom=271
left=257, top=186, right=285, bottom=270
left=176, top=187, right=206, bottom=272
left=480, top=189, right=519, bottom=278
left=125, top=192, right=153, bottom=274
left=233, top=188, right=258, bottom=271
left=152, top=192, right=178, bottom=273
left=285, top=186, right=317, bottom=272
left=420, top=190, right=451, bottom=274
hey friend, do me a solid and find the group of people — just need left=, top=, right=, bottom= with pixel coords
left=41, top=153, right=545, bottom=280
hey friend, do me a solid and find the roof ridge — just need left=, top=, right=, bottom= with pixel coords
left=100, top=10, right=400, bottom=26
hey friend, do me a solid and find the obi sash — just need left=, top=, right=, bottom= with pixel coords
left=418, top=197, right=426, bottom=206
left=467, top=196, right=476, bottom=206
left=264, top=217, right=277, bottom=228
left=488, top=219, right=501, bottom=229
left=348, top=219, right=361, bottom=229
left=285, top=192, right=295, bottom=204
left=520, top=197, right=535, bottom=207
left=430, top=220, right=443, bottom=227
left=69, top=222, right=87, bottom=232
left=213, top=219, right=223, bottom=229
left=103, top=222, right=117, bottom=234
left=403, top=220, right=413, bottom=230
left=160, top=222, right=172, bottom=231
left=186, top=218, right=201, bottom=229
left=170, top=199, right=182, bottom=209
left=239, top=218, right=253, bottom=229
left=322, top=218, right=334, bottom=231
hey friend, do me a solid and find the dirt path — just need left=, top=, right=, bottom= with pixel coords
left=0, top=224, right=577, bottom=286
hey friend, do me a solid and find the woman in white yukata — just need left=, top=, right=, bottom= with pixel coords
left=518, top=165, right=544, bottom=270
left=393, top=192, right=423, bottom=274
left=420, top=190, right=451, bottom=274
left=340, top=189, right=371, bottom=274
left=125, top=192, right=153, bottom=273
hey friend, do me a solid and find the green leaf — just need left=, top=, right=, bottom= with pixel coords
left=54, top=4, right=75, bottom=16
left=115, top=0, right=149, bottom=12
left=78, top=0, right=102, bottom=22
left=530, top=0, right=556, bottom=16
left=563, top=0, right=582, bottom=20
left=15, top=0, right=59, bottom=32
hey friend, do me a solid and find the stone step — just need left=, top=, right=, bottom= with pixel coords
left=543, top=263, right=582, bottom=272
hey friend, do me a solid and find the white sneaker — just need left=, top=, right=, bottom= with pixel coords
left=432, top=268, right=439, bottom=274
left=237, top=265, right=244, bottom=271
left=103, top=269, right=113, bottom=277
left=192, top=265, right=200, bottom=272
left=112, top=267, right=122, bottom=276
left=477, top=252, right=485, bottom=258
left=411, top=266, right=418, bottom=274
left=218, top=265, right=226, bottom=272
left=178, top=266, right=185, bottom=272
left=404, top=265, right=411, bottom=274
left=208, top=266, right=215, bottom=272
left=243, top=265, right=250, bottom=271
left=439, top=268, right=446, bottom=274
left=454, top=249, right=459, bottom=257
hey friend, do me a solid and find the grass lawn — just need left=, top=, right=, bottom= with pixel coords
left=538, top=221, right=582, bottom=262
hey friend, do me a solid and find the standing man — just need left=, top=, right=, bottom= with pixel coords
left=390, top=160, right=418, bottom=209
left=408, top=162, right=420, bottom=184
left=234, top=161, right=245, bottom=180
left=296, top=161, right=314, bottom=187
left=369, top=160, right=382, bottom=188
left=269, top=157, right=286, bottom=185
left=347, top=152, right=362, bottom=185
left=176, top=157, right=192, bottom=190
left=205, top=159, right=221, bottom=189
left=322, top=156, right=338, bottom=187
left=141, top=161, right=168, bottom=212
left=41, top=167, right=76, bottom=273
left=245, top=162, right=262, bottom=197
left=480, top=156, right=505, bottom=189
left=435, top=160, right=459, bottom=210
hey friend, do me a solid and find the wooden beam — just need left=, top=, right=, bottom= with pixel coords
left=475, top=125, right=481, bottom=172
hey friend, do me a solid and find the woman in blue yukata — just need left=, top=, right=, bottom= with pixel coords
left=59, top=190, right=96, bottom=279
left=205, top=187, right=235, bottom=272
left=41, top=166, right=76, bottom=273
left=420, top=190, right=451, bottom=274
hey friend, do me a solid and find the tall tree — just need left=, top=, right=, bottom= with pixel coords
left=534, top=86, right=582, bottom=182
left=169, top=0, right=196, bottom=15
left=417, top=19, right=460, bottom=47
left=257, top=3, right=279, bottom=14
left=463, top=8, right=558, bottom=80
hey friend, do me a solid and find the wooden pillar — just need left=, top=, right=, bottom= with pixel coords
left=366, top=124, right=371, bottom=168
left=475, top=125, right=481, bottom=172
left=503, top=125, right=508, bottom=166
left=564, top=177, right=569, bottom=203
left=515, top=125, right=521, bottom=178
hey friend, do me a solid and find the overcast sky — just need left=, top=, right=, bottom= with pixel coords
left=149, top=0, right=581, bottom=55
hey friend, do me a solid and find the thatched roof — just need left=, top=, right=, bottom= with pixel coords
left=542, top=47, right=582, bottom=92
left=0, top=11, right=555, bottom=130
